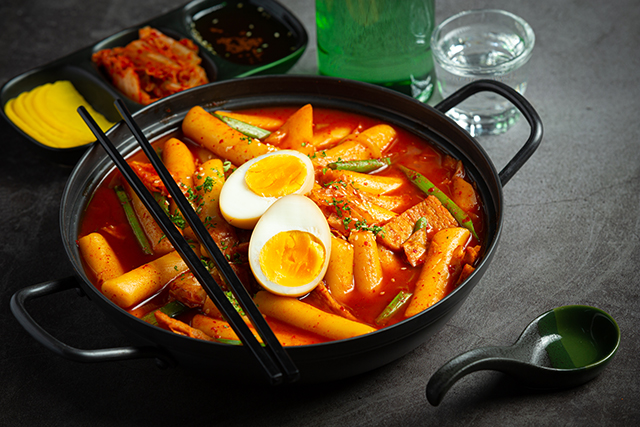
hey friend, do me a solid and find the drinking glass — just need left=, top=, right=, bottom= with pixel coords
left=316, top=0, right=436, bottom=102
left=431, top=9, right=535, bottom=136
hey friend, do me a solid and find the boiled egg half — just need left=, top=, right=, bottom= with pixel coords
left=219, top=150, right=315, bottom=229
left=248, top=194, right=332, bottom=297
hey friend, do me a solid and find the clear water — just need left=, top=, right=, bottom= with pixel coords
left=434, top=24, right=531, bottom=135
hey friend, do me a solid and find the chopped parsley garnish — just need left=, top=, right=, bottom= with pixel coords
left=327, top=197, right=350, bottom=218
left=352, top=219, right=386, bottom=237
left=225, top=291, right=245, bottom=317
left=323, top=179, right=347, bottom=189
left=196, top=176, right=215, bottom=193
left=169, top=212, right=187, bottom=230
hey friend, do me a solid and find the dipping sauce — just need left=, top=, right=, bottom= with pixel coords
left=190, top=3, right=298, bottom=65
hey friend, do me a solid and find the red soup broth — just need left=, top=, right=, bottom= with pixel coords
left=78, top=105, right=485, bottom=344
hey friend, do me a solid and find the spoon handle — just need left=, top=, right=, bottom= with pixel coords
left=426, top=346, right=512, bottom=406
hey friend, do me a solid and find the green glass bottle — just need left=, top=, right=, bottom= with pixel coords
left=316, top=0, right=436, bottom=102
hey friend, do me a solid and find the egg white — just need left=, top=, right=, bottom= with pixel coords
left=219, top=150, right=315, bottom=229
left=248, top=194, right=332, bottom=297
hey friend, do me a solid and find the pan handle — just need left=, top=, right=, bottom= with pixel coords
left=10, top=276, right=174, bottom=368
left=435, top=79, right=543, bottom=186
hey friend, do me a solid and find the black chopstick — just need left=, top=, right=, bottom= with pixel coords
left=112, top=100, right=299, bottom=383
left=78, top=103, right=299, bottom=385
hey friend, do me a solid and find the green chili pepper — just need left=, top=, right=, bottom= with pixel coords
left=213, top=113, right=271, bottom=140
left=141, top=300, right=189, bottom=325
left=413, top=216, right=428, bottom=233
left=114, top=185, right=153, bottom=255
left=398, top=165, right=479, bottom=240
left=327, top=157, right=391, bottom=173
left=375, top=290, right=413, bottom=325
left=153, top=192, right=170, bottom=216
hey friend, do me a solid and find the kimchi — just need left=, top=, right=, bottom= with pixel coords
left=92, top=26, right=209, bottom=105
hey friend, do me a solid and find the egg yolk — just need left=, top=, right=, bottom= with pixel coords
left=259, top=230, right=325, bottom=287
left=245, top=154, right=307, bottom=197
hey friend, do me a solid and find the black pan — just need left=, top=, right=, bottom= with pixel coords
left=10, top=76, right=542, bottom=384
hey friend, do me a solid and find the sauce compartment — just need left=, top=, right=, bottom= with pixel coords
left=182, top=0, right=308, bottom=78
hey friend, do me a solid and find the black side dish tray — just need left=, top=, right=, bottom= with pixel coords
left=0, top=0, right=307, bottom=161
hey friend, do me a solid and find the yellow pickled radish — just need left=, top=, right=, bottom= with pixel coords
left=45, top=81, right=114, bottom=136
left=3, top=80, right=115, bottom=148
left=31, top=83, right=95, bottom=142
left=4, top=98, right=59, bottom=147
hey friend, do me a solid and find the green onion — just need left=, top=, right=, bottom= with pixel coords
left=213, top=113, right=271, bottom=140
left=375, top=290, right=413, bottom=325
left=215, top=338, right=243, bottom=345
left=224, top=290, right=245, bottom=317
left=327, top=157, right=391, bottom=173
left=153, top=192, right=170, bottom=216
left=398, top=165, right=479, bottom=240
left=413, top=216, right=428, bottom=233
left=141, top=300, right=189, bottom=325
left=114, top=185, right=153, bottom=255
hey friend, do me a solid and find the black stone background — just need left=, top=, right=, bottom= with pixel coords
left=1, top=1, right=638, bottom=425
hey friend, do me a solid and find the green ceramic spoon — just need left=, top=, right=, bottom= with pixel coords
left=426, top=305, right=620, bottom=406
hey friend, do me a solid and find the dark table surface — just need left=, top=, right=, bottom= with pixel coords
left=1, top=0, right=638, bottom=425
